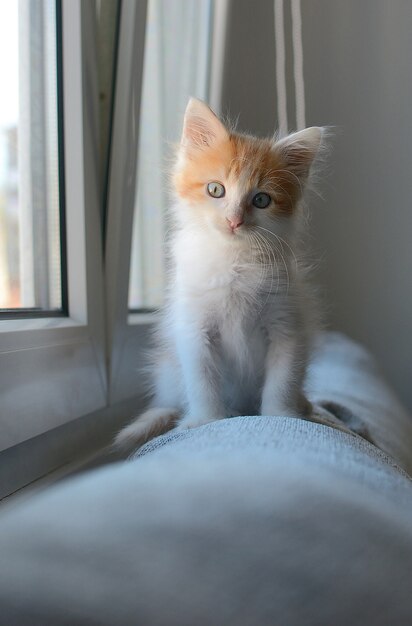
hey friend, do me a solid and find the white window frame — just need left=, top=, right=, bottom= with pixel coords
left=105, top=0, right=149, bottom=406
left=0, top=0, right=106, bottom=453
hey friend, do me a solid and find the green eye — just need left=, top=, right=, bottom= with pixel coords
left=207, top=182, right=225, bottom=198
left=252, top=192, right=271, bottom=209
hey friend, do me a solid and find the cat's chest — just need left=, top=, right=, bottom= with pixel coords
left=200, top=262, right=253, bottom=293
left=175, top=243, right=259, bottom=299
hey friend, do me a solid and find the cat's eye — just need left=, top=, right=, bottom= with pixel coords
left=207, top=182, right=225, bottom=198
left=252, top=192, right=271, bottom=209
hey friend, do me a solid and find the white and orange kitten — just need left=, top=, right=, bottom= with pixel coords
left=115, top=98, right=324, bottom=451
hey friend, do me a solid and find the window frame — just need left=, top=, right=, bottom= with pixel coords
left=105, top=0, right=149, bottom=406
left=0, top=0, right=106, bottom=453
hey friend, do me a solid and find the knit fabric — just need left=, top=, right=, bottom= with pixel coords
left=0, top=332, right=411, bottom=625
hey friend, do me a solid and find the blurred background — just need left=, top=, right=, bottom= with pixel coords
left=1, top=0, right=411, bottom=415
left=221, top=0, right=412, bottom=413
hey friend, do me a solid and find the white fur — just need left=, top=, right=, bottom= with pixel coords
left=115, top=219, right=314, bottom=451
left=114, top=102, right=323, bottom=452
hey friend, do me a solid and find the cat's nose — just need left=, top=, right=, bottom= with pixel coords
left=226, top=216, right=244, bottom=231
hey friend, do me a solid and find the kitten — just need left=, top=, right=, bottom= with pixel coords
left=115, top=98, right=324, bottom=452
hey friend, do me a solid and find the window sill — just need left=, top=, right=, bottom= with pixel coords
left=0, top=316, right=81, bottom=334
left=0, top=396, right=142, bottom=502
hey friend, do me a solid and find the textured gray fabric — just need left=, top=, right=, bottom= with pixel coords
left=0, top=332, right=411, bottom=625
left=134, top=415, right=412, bottom=505
left=306, top=332, right=412, bottom=473
left=0, top=446, right=411, bottom=625
left=135, top=331, right=412, bottom=474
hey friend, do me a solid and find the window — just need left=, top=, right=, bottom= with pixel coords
left=0, top=0, right=226, bottom=497
left=0, top=0, right=66, bottom=316
left=0, top=0, right=106, bottom=466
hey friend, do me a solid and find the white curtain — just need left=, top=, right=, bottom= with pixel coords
left=128, top=0, right=213, bottom=310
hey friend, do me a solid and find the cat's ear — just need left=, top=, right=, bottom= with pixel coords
left=274, top=127, right=323, bottom=179
left=181, top=98, right=228, bottom=151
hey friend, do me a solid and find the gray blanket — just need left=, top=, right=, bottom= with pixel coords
left=0, top=332, right=411, bottom=625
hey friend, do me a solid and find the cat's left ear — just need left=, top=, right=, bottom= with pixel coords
left=274, top=127, right=323, bottom=179
left=181, top=98, right=228, bottom=151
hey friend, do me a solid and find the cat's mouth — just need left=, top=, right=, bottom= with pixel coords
left=227, top=226, right=244, bottom=235
left=225, top=223, right=246, bottom=237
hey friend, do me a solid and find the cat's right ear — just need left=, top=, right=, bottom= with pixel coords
left=181, top=98, right=228, bottom=151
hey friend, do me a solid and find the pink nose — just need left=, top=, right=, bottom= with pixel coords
left=226, top=216, right=244, bottom=230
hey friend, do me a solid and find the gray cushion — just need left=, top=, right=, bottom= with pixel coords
left=0, top=332, right=411, bottom=625
left=306, top=332, right=412, bottom=473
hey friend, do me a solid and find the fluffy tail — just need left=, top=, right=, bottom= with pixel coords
left=113, top=407, right=179, bottom=454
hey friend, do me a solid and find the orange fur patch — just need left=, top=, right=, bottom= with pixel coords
left=173, top=132, right=303, bottom=214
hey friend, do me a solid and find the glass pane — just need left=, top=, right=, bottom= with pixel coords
left=128, top=0, right=213, bottom=310
left=0, top=0, right=63, bottom=313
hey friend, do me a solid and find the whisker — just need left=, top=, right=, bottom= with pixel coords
left=252, top=230, right=279, bottom=308
left=253, top=227, right=290, bottom=295
left=254, top=225, right=298, bottom=274
left=245, top=234, right=265, bottom=306
left=248, top=231, right=269, bottom=296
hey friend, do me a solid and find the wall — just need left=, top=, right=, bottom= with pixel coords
left=221, top=0, right=412, bottom=411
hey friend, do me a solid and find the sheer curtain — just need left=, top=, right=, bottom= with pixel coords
left=128, top=0, right=213, bottom=310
